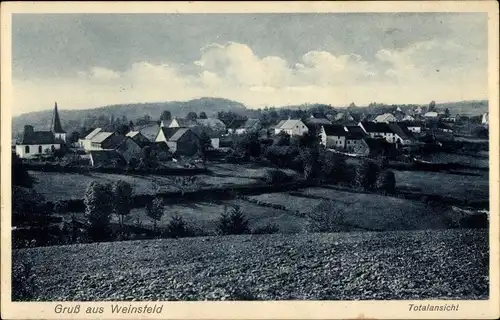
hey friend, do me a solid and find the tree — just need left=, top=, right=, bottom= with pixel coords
left=186, top=112, right=198, bottom=120
left=199, top=111, right=208, bottom=119
left=428, top=100, right=436, bottom=112
left=160, top=110, right=172, bottom=121
left=275, top=131, right=290, bottom=146
left=444, top=108, right=450, bottom=118
left=297, top=127, right=320, bottom=149
left=112, top=180, right=133, bottom=227
left=69, top=131, right=80, bottom=144
left=321, top=152, right=347, bottom=182
left=376, top=170, right=396, bottom=194
left=300, top=148, right=320, bottom=180
left=354, top=161, right=381, bottom=190
left=146, top=197, right=164, bottom=232
left=117, top=124, right=131, bottom=136
left=129, top=120, right=135, bottom=131
left=12, top=153, right=34, bottom=188
left=165, top=214, right=191, bottom=238
left=235, top=131, right=261, bottom=159
left=84, top=181, right=114, bottom=241
left=198, top=131, right=213, bottom=162
left=217, top=205, right=250, bottom=235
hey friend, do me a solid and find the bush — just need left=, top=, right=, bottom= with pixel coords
left=12, top=257, right=37, bottom=301
left=376, top=170, right=396, bottom=194
left=217, top=205, right=250, bottom=235
left=306, top=201, right=347, bottom=233
left=264, top=169, right=289, bottom=184
left=354, top=160, right=381, bottom=190
left=252, top=223, right=280, bottom=234
left=165, top=214, right=192, bottom=238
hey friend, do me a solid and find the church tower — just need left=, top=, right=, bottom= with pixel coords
left=51, top=102, right=66, bottom=142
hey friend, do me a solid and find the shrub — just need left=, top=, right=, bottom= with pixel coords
left=252, top=223, right=280, bottom=235
left=376, top=170, right=396, bottom=194
left=165, top=214, right=192, bottom=238
left=320, top=152, right=348, bottom=182
left=306, top=201, right=346, bottom=233
left=217, top=205, right=250, bottom=235
left=264, top=169, right=289, bottom=184
left=84, top=181, right=114, bottom=242
left=12, top=257, right=37, bottom=301
left=354, top=160, right=381, bottom=190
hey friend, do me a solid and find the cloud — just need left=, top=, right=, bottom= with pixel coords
left=13, top=40, right=487, bottom=115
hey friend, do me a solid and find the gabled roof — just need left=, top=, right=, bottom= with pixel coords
left=276, top=119, right=303, bottom=130
left=20, top=131, right=58, bottom=145
left=91, top=132, right=115, bottom=143
left=388, top=123, right=414, bottom=141
left=84, top=128, right=102, bottom=140
left=169, top=128, right=190, bottom=142
left=115, top=137, right=141, bottom=152
left=424, top=111, right=439, bottom=117
left=361, top=121, right=393, bottom=133
left=242, top=118, right=261, bottom=129
left=126, top=131, right=141, bottom=138
left=374, top=113, right=397, bottom=123
left=159, top=127, right=181, bottom=141
left=322, top=124, right=348, bottom=136
left=227, top=119, right=248, bottom=130
left=400, top=121, right=421, bottom=128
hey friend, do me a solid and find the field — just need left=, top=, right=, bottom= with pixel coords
left=119, top=199, right=306, bottom=234
left=394, top=170, right=489, bottom=202
left=12, top=229, right=489, bottom=301
left=418, top=152, right=488, bottom=169
left=249, top=188, right=452, bottom=231
left=29, top=163, right=287, bottom=202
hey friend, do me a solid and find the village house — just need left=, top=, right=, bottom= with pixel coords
left=15, top=103, right=65, bottom=158
left=79, top=128, right=102, bottom=150
left=86, top=131, right=124, bottom=151
left=304, top=115, right=332, bottom=130
left=373, top=113, right=398, bottom=123
left=227, top=118, right=261, bottom=135
left=160, top=118, right=198, bottom=129
left=359, top=121, right=414, bottom=145
left=274, top=119, right=309, bottom=136
left=400, top=121, right=422, bottom=134
left=155, top=127, right=200, bottom=156
left=320, top=124, right=349, bottom=149
left=115, top=137, right=143, bottom=163
left=345, top=131, right=370, bottom=156
left=125, top=131, right=150, bottom=147
left=424, top=111, right=439, bottom=119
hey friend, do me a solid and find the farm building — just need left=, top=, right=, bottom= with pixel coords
left=86, top=131, right=124, bottom=151
left=126, top=131, right=150, bottom=147
left=274, top=119, right=309, bottom=136
left=115, top=137, right=143, bottom=163
left=79, top=128, right=102, bottom=150
left=155, top=127, right=200, bottom=156
left=320, top=124, right=349, bottom=149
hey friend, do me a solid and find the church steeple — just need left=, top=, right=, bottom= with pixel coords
left=51, top=102, right=65, bottom=134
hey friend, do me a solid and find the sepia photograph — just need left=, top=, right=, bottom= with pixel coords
left=1, top=1, right=499, bottom=319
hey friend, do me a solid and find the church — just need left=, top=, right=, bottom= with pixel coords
left=15, top=102, right=67, bottom=158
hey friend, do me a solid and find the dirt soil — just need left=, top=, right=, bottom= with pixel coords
left=12, top=229, right=489, bottom=301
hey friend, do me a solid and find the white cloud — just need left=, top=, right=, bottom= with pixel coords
left=13, top=40, right=487, bottom=115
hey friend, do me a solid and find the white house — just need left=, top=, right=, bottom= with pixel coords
left=400, top=121, right=422, bottom=134
left=79, top=128, right=102, bottom=150
left=274, top=119, right=309, bottom=136
left=373, top=113, right=398, bottom=123
left=320, top=125, right=348, bottom=149
left=424, top=111, right=439, bottom=118
left=359, top=122, right=414, bottom=145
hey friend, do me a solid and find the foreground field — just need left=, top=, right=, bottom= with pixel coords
left=13, top=229, right=489, bottom=301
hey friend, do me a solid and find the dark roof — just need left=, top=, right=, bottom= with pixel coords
left=89, top=150, right=126, bottom=167
left=400, top=121, right=422, bottom=127
left=20, top=131, right=58, bottom=145
left=159, top=127, right=181, bottom=140
left=323, top=124, right=348, bottom=136
left=227, top=119, right=248, bottom=130
left=346, top=131, right=365, bottom=140
left=51, top=102, right=65, bottom=133
left=115, top=137, right=141, bottom=152
left=345, top=125, right=366, bottom=135
left=361, top=121, right=393, bottom=133
left=388, top=123, right=414, bottom=140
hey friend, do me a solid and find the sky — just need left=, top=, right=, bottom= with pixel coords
left=12, top=13, right=488, bottom=115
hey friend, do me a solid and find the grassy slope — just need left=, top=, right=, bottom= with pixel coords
left=13, top=229, right=489, bottom=301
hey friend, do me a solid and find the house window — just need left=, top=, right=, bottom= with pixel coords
left=38, top=146, right=42, bottom=153
left=25, top=146, right=30, bottom=153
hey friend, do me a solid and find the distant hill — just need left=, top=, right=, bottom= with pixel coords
left=12, top=97, right=249, bottom=137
